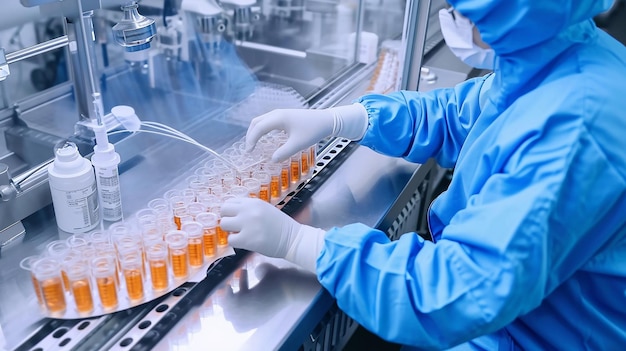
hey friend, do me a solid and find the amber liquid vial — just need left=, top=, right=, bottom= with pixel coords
left=301, top=151, right=310, bottom=175
left=281, top=166, right=290, bottom=192
left=188, top=238, right=204, bottom=267
left=259, top=184, right=270, bottom=202
left=41, top=278, right=67, bottom=313
left=270, top=175, right=281, bottom=200
left=71, top=279, right=94, bottom=314
left=96, top=276, right=118, bottom=310
left=217, top=223, right=228, bottom=246
left=124, top=268, right=144, bottom=302
left=170, top=249, right=189, bottom=279
left=310, top=145, right=316, bottom=167
left=150, top=259, right=169, bottom=291
left=30, top=274, right=44, bottom=306
left=203, top=228, right=217, bottom=257
left=61, top=270, right=70, bottom=292
left=290, top=158, right=301, bottom=184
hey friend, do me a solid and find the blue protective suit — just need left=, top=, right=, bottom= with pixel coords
left=316, top=0, right=626, bottom=349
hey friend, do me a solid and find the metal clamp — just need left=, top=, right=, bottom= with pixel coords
left=0, top=163, right=18, bottom=202
left=0, top=48, right=9, bottom=81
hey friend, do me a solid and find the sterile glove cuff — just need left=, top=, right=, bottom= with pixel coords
left=284, top=225, right=326, bottom=274
left=330, top=103, right=369, bottom=141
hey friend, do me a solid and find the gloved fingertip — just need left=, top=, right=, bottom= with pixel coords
left=271, top=150, right=288, bottom=163
left=226, top=233, right=242, bottom=248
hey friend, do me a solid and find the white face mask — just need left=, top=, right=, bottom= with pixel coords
left=438, top=8, right=495, bottom=70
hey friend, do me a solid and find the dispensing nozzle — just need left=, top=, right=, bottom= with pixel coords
left=112, top=2, right=157, bottom=52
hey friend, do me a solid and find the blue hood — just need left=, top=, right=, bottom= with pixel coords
left=449, top=0, right=613, bottom=54
left=448, top=0, right=614, bottom=108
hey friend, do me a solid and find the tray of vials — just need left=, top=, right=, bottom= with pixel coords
left=21, top=227, right=234, bottom=319
left=21, top=131, right=317, bottom=319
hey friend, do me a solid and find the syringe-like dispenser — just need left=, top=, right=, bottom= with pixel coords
left=91, top=118, right=123, bottom=222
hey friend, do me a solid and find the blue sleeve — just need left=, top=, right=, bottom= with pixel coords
left=316, top=124, right=626, bottom=349
left=357, top=74, right=492, bottom=168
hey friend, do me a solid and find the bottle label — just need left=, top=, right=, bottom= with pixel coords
left=96, top=167, right=123, bottom=221
left=51, top=182, right=100, bottom=232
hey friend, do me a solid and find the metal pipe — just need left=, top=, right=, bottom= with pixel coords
left=5, top=36, right=69, bottom=65
left=400, top=0, right=431, bottom=91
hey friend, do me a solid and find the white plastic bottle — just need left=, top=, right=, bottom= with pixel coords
left=48, top=141, right=100, bottom=233
left=91, top=122, right=123, bottom=222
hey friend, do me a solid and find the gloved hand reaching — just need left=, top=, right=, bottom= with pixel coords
left=245, top=103, right=369, bottom=162
left=220, top=197, right=326, bottom=274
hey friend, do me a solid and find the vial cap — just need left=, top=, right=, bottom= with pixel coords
left=54, top=141, right=79, bottom=163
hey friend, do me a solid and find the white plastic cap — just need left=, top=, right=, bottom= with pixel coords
left=51, top=141, right=88, bottom=173
left=111, top=105, right=142, bottom=132
left=55, top=142, right=80, bottom=163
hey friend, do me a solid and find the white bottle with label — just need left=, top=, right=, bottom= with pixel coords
left=91, top=122, right=123, bottom=222
left=48, top=141, right=100, bottom=233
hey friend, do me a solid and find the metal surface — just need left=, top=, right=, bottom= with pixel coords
left=150, top=146, right=425, bottom=351
left=400, top=0, right=431, bottom=90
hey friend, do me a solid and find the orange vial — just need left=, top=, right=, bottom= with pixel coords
left=301, top=150, right=310, bottom=175
left=71, top=279, right=94, bottom=314
left=173, top=206, right=187, bottom=230
left=270, top=175, right=281, bottom=199
left=281, top=160, right=290, bottom=192
left=92, top=256, right=119, bottom=310
left=182, top=222, right=204, bottom=267
left=124, top=269, right=144, bottom=301
left=147, top=242, right=169, bottom=291
left=166, top=231, right=189, bottom=279
left=196, top=213, right=219, bottom=258
left=309, top=144, right=316, bottom=168
left=31, top=274, right=45, bottom=306
left=96, top=276, right=118, bottom=310
left=217, top=221, right=228, bottom=246
left=41, top=278, right=67, bottom=313
left=20, top=256, right=44, bottom=306
left=32, top=258, right=66, bottom=314
left=66, top=263, right=94, bottom=314
left=121, top=254, right=145, bottom=302
left=290, top=153, right=301, bottom=184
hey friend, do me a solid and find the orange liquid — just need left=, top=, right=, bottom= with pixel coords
left=290, top=159, right=300, bottom=184
left=61, top=270, right=70, bottom=292
left=301, top=152, right=310, bottom=175
left=150, top=259, right=168, bottom=291
left=174, top=216, right=182, bottom=230
left=96, top=276, right=118, bottom=310
left=270, top=176, right=281, bottom=199
left=188, top=240, right=204, bottom=267
left=170, top=249, right=189, bottom=279
left=217, top=223, right=228, bottom=246
left=141, top=251, right=147, bottom=276
left=30, top=274, right=44, bottom=306
left=41, top=277, right=66, bottom=313
left=310, top=146, right=316, bottom=167
left=124, top=269, right=144, bottom=301
left=71, top=279, right=94, bottom=314
left=203, top=228, right=217, bottom=257
left=280, top=168, right=289, bottom=191
left=259, top=184, right=270, bottom=202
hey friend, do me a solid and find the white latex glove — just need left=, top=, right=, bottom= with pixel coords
left=245, top=103, right=369, bottom=162
left=220, top=197, right=326, bottom=274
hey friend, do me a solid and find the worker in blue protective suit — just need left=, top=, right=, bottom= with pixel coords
left=220, top=0, right=626, bottom=349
